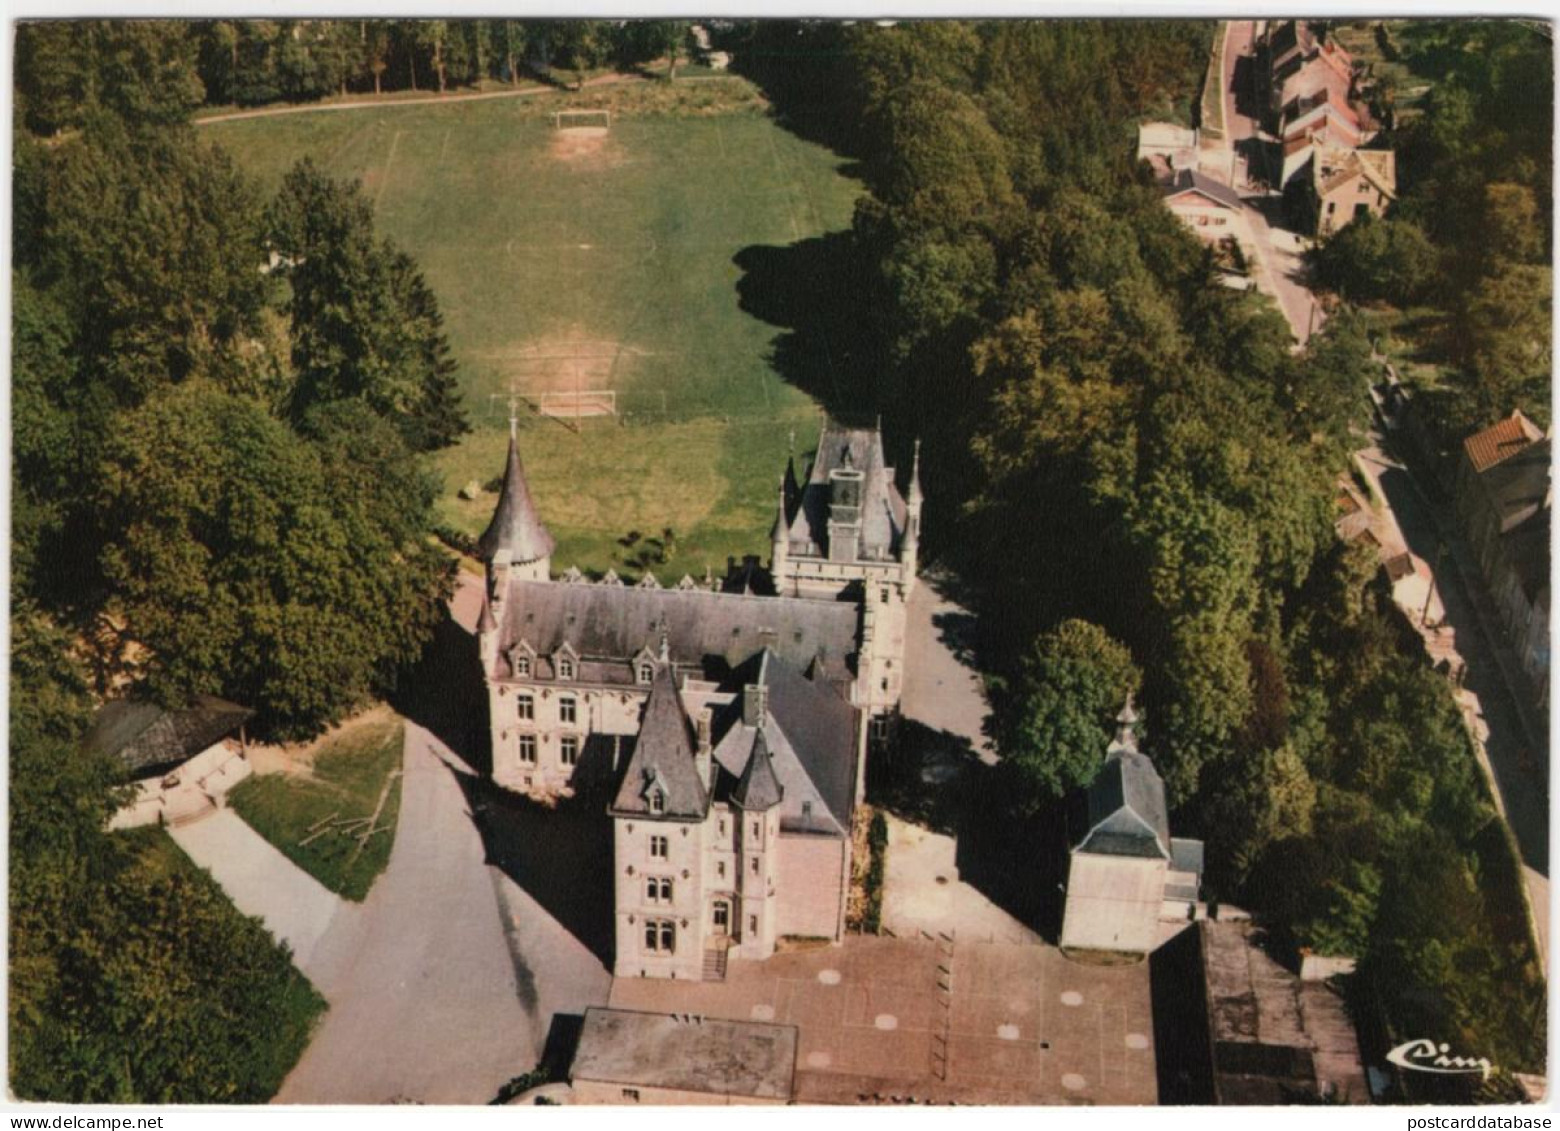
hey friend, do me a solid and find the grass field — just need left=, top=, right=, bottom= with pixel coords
left=229, top=714, right=405, bottom=902
left=203, top=78, right=863, bottom=581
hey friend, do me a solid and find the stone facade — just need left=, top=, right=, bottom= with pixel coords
left=476, top=421, right=889, bottom=980
left=771, top=424, right=922, bottom=741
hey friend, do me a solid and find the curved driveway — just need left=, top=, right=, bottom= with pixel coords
left=277, top=722, right=609, bottom=1104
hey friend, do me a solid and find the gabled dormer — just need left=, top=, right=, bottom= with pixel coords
left=507, top=639, right=536, bottom=679
left=633, top=645, right=658, bottom=686
left=554, top=641, right=579, bottom=682
left=643, top=768, right=669, bottom=815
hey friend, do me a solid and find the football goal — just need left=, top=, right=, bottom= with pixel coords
left=553, top=109, right=611, bottom=132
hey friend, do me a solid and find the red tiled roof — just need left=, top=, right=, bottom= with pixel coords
left=1464, top=411, right=1544, bottom=474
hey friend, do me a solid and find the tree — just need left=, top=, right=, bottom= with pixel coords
left=92, top=382, right=454, bottom=739
left=267, top=158, right=469, bottom=450
left=15, top=21, right=204, bottom=135
left=991, top=619, right=1141, bottom=813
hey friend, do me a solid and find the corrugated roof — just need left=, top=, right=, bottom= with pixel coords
left=1163, top=167, right=1244, bottom=211
left=1463, top=410, right=1544, bottom=474
left=478, top=433, right=555, bottom=565
left=609, top=664, right=708, bottom=820
left=82, top=695, right=252, bottom=777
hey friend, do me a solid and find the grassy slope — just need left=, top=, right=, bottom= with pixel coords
left=204, top=79, right=862, bottom=581
left=229, top=715, right=405, bottom=901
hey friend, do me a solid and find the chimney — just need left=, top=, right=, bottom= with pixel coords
left=742, top=683, right=767, bottom=728
left=695, top=707, right=713, bottom=789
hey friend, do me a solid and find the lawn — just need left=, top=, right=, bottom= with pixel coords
left=229, top=713, right=406, bottom=901
left=202, top=77, right=863, bottom=580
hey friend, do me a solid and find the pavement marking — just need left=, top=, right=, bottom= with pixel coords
left=1126, top=1032, right=1150, bottom=1050
left=818, top=969, right=842, bottom=985
left=751, top=1004, right=775, bottom=1021
left=997, top=1024, right=1020, bottom=1041
left=1062, top=1073, right=1087, bottom=1091
left=806, top=1050, right=832, bottom=1069
left=874, top=1014, right=898, bottom=1031
left=1060, top=990, right=1084, bottom=1007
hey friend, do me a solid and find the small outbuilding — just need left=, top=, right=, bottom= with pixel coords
left=570, top=1007, right=797, bottom=1105
left=85, top=695, right=254, bottom=830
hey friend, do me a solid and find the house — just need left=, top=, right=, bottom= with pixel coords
left=1060, top=700, right=1203, bottom=954
left=1307, top=147, right=1396, bottom=235
left=85, top=695, right=254, bottom=830
left=1262, top=21, right=1355, bottom=123
left=1159, top=168, right=1248, bottom=245
left=1137, top=121, right=1237, bottom=186
left=1276, top=47, right=1356, bottom=126
left=1456, top=411, right=1551, bottom=703
left=1280, top=89, right=1365, bottom=154
left=570, top=1007, right=798, bottom=1104
left=476, top=417, right=918, bottom=979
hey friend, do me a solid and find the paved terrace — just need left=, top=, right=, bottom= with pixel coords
left=608, top=935, right=1156, bottom=1105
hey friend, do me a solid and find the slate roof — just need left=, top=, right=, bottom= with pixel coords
left=1163, top=168, right=1243, bottom=211
left=1076, top=748, right=1171, bottom=860
left=731, top=727, right=784, bottom=811
left=83, top=695, right=252, bottom=778
left=478, top=433, right=556, bottom=564
left=1464, top=410, right=1544, bottom=474
left=609, top=664, right=708, bottom=820
left=785, top=426, right=908, bottom=562
left=711, top=649, right=858, bottom=836
left=492, top=578, right=859, bottom=683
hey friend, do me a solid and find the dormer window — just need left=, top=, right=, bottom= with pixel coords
left=649, top=789, right=666, bottom=815
left=555, top=645, right=577, bottom=681
left=558, top=656, right=575, bottom=680
left=515, top=654, right=531, bottom=677
left=637, top=662, right=654, bottom=685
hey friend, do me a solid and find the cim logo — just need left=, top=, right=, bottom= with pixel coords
left=1386, top=1038, right=1494, bottom=1080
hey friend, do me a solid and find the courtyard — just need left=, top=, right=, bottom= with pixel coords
left=608, top=934, right=1157, bottom=1105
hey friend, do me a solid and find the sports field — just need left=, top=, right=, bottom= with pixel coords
left=203, top=79, right=863, bottom=581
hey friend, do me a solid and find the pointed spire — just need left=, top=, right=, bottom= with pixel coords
left=908, top=438, right=924, bottom=506
left=609, top=663, right=708, bottom=818
left=732, top=726, right=784, bottom=811
left=477, top=590, right=498, bottom=634
left=657, top=616, right=670, bottom=664
left=477, top=433, right=555, bottom=565
left=770, top=474, right=789, bottom=544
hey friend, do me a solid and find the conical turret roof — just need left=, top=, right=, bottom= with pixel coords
left=478, top=432, right=555, bottom=564
left=732, top=726, right=784, bottom=811
left=609, top=664, right=708, bottom=820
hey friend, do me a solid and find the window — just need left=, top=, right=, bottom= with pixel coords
left=750, top=856, right=760, bottom=875
left=622, top=1089, right=640, bottom=1102
left=713, top=901, right=730, bottom=930
left=560, top=735, right=579, bottom=766
left=748, top=915, right=758, bottom=934
left=637, top=662, right=654, bottom=685
left=518, top=734, right=537, bottom=764
left=801, top=801, right=813, bottom=822
left=751, top=820, right=760, bottom=837
left=646, top=876, right=673, bottom=904
left=514, top=653, right=531, bottom=677
left=718, top=818, right=726, bottom=836
left=880, top=587, right=890, bottom=604
left=557, top=655, right=575, bottom=680
left=716, top=860, right=726, bottom=879
left=650, top=835, right=669, bottom=859
left=517, top=694, right=534, bottom=721
left=644, top=919, right=675, bottom=954
left=649, top=790, right=665, bottom=815
left=871, top=716, right=890, bottom=741
left=559, top=696, right=577, bottom=725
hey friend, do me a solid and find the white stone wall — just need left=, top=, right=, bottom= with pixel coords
left=490, top=680, right=648, bottom=797
left=1060, top=852, right=1168, bottom=953
left=613, top=815, right=709, bottom=981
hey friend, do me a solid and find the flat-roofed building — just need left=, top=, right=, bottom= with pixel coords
left=570, top=1007, right=798, bottom=1104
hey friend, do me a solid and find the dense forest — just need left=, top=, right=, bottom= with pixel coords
left=1309, top=21, right=1552, bottom=442
left=14, top=18, right=692, bottom=131
left=9, top=17, right=1547, bottom=1101
left=732, top=19, right=1545, bottom=1088
left=11, top=22, right=473, bottom=1098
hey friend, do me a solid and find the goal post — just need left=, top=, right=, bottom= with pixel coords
left=553, top=109, right=612, bottom=131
